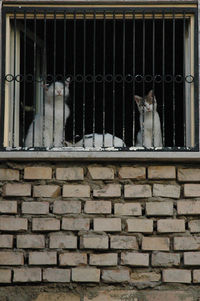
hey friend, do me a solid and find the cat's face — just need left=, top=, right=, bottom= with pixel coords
left=134, top=90, right=157, bottom=113
left=45, top=77, right=70, bottom=99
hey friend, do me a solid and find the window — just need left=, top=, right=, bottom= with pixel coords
left=1, top=4, right=198, bottom=151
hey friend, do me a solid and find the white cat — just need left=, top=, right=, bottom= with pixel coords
left=134, top=90, right=162, bottom=147
left=75, top=133, right=125, bottom=147
left=25, top=78, right=70, bottom=148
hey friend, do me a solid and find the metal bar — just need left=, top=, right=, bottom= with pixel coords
left=53, top=10, right=56, bottom=147
left=42, top=11, right=47, bottom=147
left=22, top=11, right=26, bottom=147
left=152, top=12, right=155, bottom=147
left=63, top=10, right=66, bottom=146
left=183, top=12, right=186, bottom=147
left=142, top=10, right=145, bottom=147
left=92, top=11, right=96, bottom=148
left=162, top=11, right=165, bottom=147
left=112, top=12, right=116, bottom=147
left=132, top=10, right=136, bottom=147
left=103, top=10, right=106, bottom=147
left=122, top=11, right=125, bottom=147
left=12, top=11, right=16, bottom=147
left=82, top=11, right=86, bottom=148
left=172, top=11, right=176, bottom=147
left=194, top=10, right=199, bottom=150
left=73, top=11, right=76, bottom=146
left=0, top=9, right=6, bottom=147
left=32, top=10, right=36, bottom=147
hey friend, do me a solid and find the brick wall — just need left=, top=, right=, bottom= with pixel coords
left=1, top=162, right=200, bottom=300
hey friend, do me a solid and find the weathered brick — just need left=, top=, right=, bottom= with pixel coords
left=56, top=167, right=84, bottom=181
left=110, top=235, right=138, bottom=250
left=49, top=233, right=77, bottom=249
left=0, top=251, right=24, bottom=265
left=163, top=269, right=191, bottom=283
left=63, top=185, right=90, bottom=198
left=184, top=184, right=200, bottom=197
left=22, top=202, right=49, bottom=215
left=157, top=219, right=185, bottom=233
left=32, top=218, right=60, bottom=231
left=174, top=236, right=200, bottom=250
left=102, top=268, right=130, bottom=283
left=84, top=201, right=111, bottom=214
left=148, top=166, right=176, bottom=179
left=93, top=218, right=121, bottom=232
left=3, top=183, right=31, bottom=196
left=124, top=184, right=152, bottom=198
left=88, top=166, right=114, bottom=180
left=59, top=252, right=87, bottom=266
left=146, top=201, right=173, bottom=216
left=53, top=200, right=81, bottom=214
left=62, top=218, right=90, bottom=231
left=33, top=185, right=61, bottom=198
left=0, top=217, right=27, bottom=231
left=178, top=168, right=200, bottom=182
left=152, top=252, right=180, bottom=267
left=17, top=235, right=45, bottom=249
left=177, top=200, right=200, bottom=215
left=127, top=218, right=153, bottom=233
left=0, top=201, right=17, bottom=214
left=13, top=268, right=41, bottom=282
left=153, top=184, right=180, bottom=198
left=72, top=267, right=100, bottom=282
left=0, top=269, right=12, bottom=283
left=0, top=169, right=19, bottom=180
left=142, top=237, right=170, bottom=251
left=43, top=268, right=70, bottom=282
left=80, top=234, right=108, bottom=249
left=24, top=167, right=52, bottom=179
left=184, top=252, right=200, bottom=266
left=29, top=252, right=57, bottom=265
left=189, top=220, right=200, bottom=233
left=0, top=235, right=13, bottom=248
left=144, top=291, right=193, bottom=301
left=119, top=167, right=146, bottom=179
left=130, top=271, right=161, bottom=283
left=35, top=293, right=79, bottom=301
left=193, top=270, right=200, bottom=283
left=93, top=184, right=121, bottom=198
left=89, top=253, right=118, bottom=266
left=114, top=203, right=142, bottom=216
left=121, top=252, right=149, bottom=267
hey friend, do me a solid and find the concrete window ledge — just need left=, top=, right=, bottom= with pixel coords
left=1, top=151, right=200, bottom=161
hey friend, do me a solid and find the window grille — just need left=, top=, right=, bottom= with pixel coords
left=1, top=6, right=198, bottom=151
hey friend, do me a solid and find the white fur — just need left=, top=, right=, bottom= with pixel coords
left=25, top=79, right=70, bottom=148
left=135, top=90, right=162, bottom=147
left=75, top=133, right=125, bottom=147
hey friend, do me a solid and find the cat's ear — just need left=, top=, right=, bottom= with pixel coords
left=41, top=83, right=49, bottom=91
left=65, top=77, right=71, bottom=87
left=134, top=95, right=142, bottom=104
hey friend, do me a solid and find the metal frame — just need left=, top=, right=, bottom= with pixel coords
left=0, top=5, right=199, bottom=152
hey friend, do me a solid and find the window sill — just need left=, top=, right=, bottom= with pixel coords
left=0, top=150, right=200, bottom=161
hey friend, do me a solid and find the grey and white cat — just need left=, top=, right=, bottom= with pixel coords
left=25, top=78, right=70, bottom=148
left=134, top=90, right=162, bottom=147
left=75, top=133, right=125, bottom=147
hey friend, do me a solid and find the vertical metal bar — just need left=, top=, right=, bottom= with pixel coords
left=152, top=12, right=155, bottom=147
left=122, top=11, right=126, bottom=147
left=183, top=12, right=186, bottom=147
left=0, top=9, right=6, bottom=148
left=53, top=11, right=56, bottom=147
left=132, top=10, right=135, bottom=147
left=142, top=11, right=145, bottom=147
left=103, top=10, right=106, bottom=147
left=162, top=11, right=165, bottom=147
left=42, top=11, right=47, bottom=147
left=12, top=11, right=16, bottom=147
left=194, top=9, right=199, bottom=150
left=92, top=11, right=96, bottom=148
left=32, top=10, right=37, bottom=147
left=63, top=10, right=66, bottom=146
left=82, top=11, right=86, bottom=148
left=112, top=12, right=116, bottom=147
left=73, top=11, right=76, bottom=146
left=22, top=11, right=27, bottom=147
left=172, top=11, right=176, bottom=147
